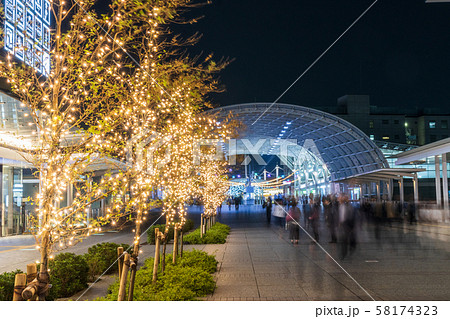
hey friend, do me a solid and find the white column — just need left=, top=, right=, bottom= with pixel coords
left=399, top=177, right=404, bottom=206
left=387, top=179, right=394, bottom=201
left=7, top=167, right=14, bottom=235
left=0, top=169, right=4, bottom=237
left=442, top=153, right=449, bottom=209
left=376, top=181, right=381, bottom=202
left=413, top=174, right=419, bottom=205
left=435, top=155, right=442, bottom=207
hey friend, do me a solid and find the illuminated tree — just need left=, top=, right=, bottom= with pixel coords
left=0, top=0, right=180, bottom=300
left=196, top=149, right=229, bottom=235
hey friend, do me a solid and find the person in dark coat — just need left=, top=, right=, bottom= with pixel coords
left=338, top=194, right=357, bottom=259
left=286, top=200, right=301, bottom=244
left=309, top=197, right=321, bottom=243
left=263, top=196, right=273, bottom=223
left=324, top=196, right=337, bottom=243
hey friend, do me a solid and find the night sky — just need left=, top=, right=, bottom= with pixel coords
left=174, top=0, right=450, bottom=112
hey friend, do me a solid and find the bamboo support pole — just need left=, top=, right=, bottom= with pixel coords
left=173, top=226, right=179, bottom=264
left=200, top=214, right=204, bottom=238
left=13, top=274, right=27, bottom=301
left=161, top=231, right=167, bottom=274
left=152, top=231, right=161, bottom=284
left=117, top=253, right=130, bottom=301
left=180, top=228, right=183, bottom=257
left=21, top=279, right=38, bottom=301
left=26, top=263, right=38, bottom=301
left=127, top=259, right=137, bottom=301
left=117, top=247, right=124, bottom=280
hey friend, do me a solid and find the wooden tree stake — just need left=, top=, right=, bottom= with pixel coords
left=200, top=214, right=204, bottom=238
left=13, top=274, right=27, bottom=301
left=173, top=225, right=179, bottom=264
left=26, top=263, right=38, bottom=301
left=180, top=229, right=184, bottom=258
left=117, top=247, right=124, bottom=280
left=161, top=231, right=167, bottom=274
left=117, top=253, right=130, bottom=301
left=152, top=231, right=161, bottom=283
left=127, top=259, right=137, bottom=301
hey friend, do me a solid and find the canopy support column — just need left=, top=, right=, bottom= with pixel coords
left=442, top=153, right=449, bottom=209
left=376, top=181, right=381, bottom=202
left=435, top=155, right=442, bottom=207
left=399, top=177, right=404, bottom=206
left=413, top=173, right=419, bottom=206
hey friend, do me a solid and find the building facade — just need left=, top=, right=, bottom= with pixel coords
left=317, top=95, right=450, bottom=146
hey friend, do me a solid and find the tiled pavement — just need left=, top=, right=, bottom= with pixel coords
left=2, top=204, right=449, bottom=301
left=199, top=205, right=450, bottom=301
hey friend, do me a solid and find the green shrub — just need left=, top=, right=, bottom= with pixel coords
left=101, top=250, right=217, bottom=301
left=183, top=219, right=195, bottom=233
left=146, top=219, right=195, bottom=244
left=46, top=253, right=89, bottom=300
left=178, top=249, right=218, bottom=273
left=85, top=242, right=130, bottom=281
left=0, top=270, right=23, bottom=301
left=159, top=265, right=215, bottom=297
left=183, top=222, right=230, bottom=245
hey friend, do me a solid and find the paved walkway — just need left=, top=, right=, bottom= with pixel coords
left=200, top=205, right=450, bottom=301
left=2, top=204, right=449, bottom=301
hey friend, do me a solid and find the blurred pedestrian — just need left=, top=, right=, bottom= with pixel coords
left=338, top=194, right=357, bottom=259
left=309, top=196, right=321, bottom=243
left=263, top=196, right=273, bottom=223
left=272, top=199, right=286, bottom=228
left=324, top=196, right=337, bottom=243
left=286, top=199, right=301, bottom=244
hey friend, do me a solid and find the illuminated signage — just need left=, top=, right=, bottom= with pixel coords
left=3, top=0, right=51, bottom=76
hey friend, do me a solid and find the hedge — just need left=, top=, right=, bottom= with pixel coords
left=100, top=249, right=217, bottom=301
left=0, top=241, right=132, bottom=300
left=183, top=222, right=230, bottom=244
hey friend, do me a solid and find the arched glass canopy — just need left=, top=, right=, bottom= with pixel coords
left=205, top=103, right=389, bottom=182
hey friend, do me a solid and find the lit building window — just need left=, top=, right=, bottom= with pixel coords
left=369, top=134, right=375, bottom=140
left=429, top=121, right=436, bottom=129
left=369, top=120, right=374, bottom=128
left=382, top=136, right=390, bottom=140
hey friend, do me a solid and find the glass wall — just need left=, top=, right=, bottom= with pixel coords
left=0, top=165, right=38, bottom=236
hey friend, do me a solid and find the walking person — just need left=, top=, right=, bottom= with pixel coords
left=324, top=196, right=337, bottom=243
left=338, top=194, right=357, bottom=259
left=263, top=196, right=273, bottom=223
left=272, top=199, right=286, bottom=228
left=309, top=196, right=321, bottom=243
left=286, top=200, right=301, bottom=244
